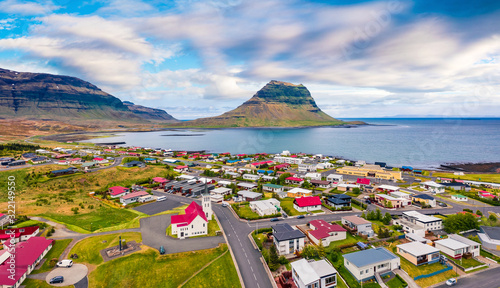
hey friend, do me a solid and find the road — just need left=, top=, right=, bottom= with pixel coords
left=433, top=266, right=500, bottom=288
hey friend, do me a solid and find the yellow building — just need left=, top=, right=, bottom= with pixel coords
left=336, top=165, right=402, bottom=180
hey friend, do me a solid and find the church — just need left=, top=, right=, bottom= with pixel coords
left=170, top=194, right=213, bottom=239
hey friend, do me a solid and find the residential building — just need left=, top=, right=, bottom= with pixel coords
left=304, top=172, right=322, bottom=180
left=152, top=177, right=169, bottom=188
left=287, top=187, right=312, bottom=198
left=291, top=259, right=338, bottom=288
left=405, top=233, right=429, bottom=244
left=210, top=187, right=232, bottom=196
left=0, top=214, right=9, bottom=228
left=377, top=185, right=400, bottom=193
left=237, top=182, right=258, bottom=190
left=397, top=242, right=440, bottom=266
left=170, top=202, right=209, bottom=239
left=478, top=226, right=500, bottom=250
left=389, top=191, right=411, bottom=199
left=356, top=178, right=371, bottom=186
left=336, top=165, right=402, bottom=180
left=411, top=194, right=436, bottom=207
left=394, top=211, right=443, bottom=237
left=109, top=186, right=130, bottom=198
left=217, top=180, right=233, bottom=187
left=262, top=175, right=278, bottom=181
left=263, top=184, right=284, bottom=193
left=308, top=220, right=347, bottom=246
left=374, top=194, right=409, bottom=208
left=326, top=174, right=343, bottom=183
left=0, top=226, right=39, bottom=244
left=478, top=191, right=496, bottom=199
left=242, top=174, right=261, bottom=181
left=420, top=181, right=446, bottom=193
left=448, top=234, right=481, bottom=257
left=286, top=177, right=305, bottom=185
left=326, top=194, right=351, bottom=209
left=50, top=167, right=77, bottom=176
left=237, top=191, right=262, bottom=201
left=249, top=199, right=281, bottom=216
left=310, top=180, right=331, bottom=188
left=451, top=194, right=468, bottom=201
left=441, top=182, right=471, bottom=191
left=343, top=248, right=400, bottom=282
left=274, top=156, right=303, bottom=165
left=93, top=157, right=109, bottom=164
left=120, top=191, right=150, bottom=205
left=174, top=165, right=189, bottom=172
left=272, top=223, right=306, bottom=255
left=30, top=156, right=48, bottom=164
left=298, top=163, right=316, bottom=173
left=337, top=184, right=360, bottom=192
left=341, top=216, right=374, bottom=237
left=434, top=238, right=469, bottom=259
left=293, top=196, right=322, bottom=212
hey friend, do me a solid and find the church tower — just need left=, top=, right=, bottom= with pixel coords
left=202, top=182, right=213, bottom=220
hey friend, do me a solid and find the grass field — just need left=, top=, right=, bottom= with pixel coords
left=15, top=219, right=48, bottom=228
left=70, top=232, right=143, bottom=265
left=398, top=251, right=456, bottom=287
left=387, top=276, right=406, bottom=288
left=433, top=172, right=500, bottom=184
left=328, top=232, right=364, bottom=248
left=88, top=245, right=231, bottom=288
left=280, top=198, right=307, bottom=216
left=184, top=252, right=241, bottom=288
left=445, top=255, right=483, bottom=269
left=22, top=278, right=73, bottom=288
left=31, top=239, right=72, bottom=274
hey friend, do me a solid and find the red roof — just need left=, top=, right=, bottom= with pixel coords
left=309, top=219, right=346, bottom=239
left=55, top=154, right=71, bottom=159
left=175, top=165, right=188, bottom=169
left=121, top=191, right=149, bottom=200
left=294, top=196, right=322, bottom=207
left=0, top=226, right=39, bottom=240
left=290, top=155, right=298, bottom=158
left=171, top=202, right=208, bottom=225
left=153, top=177, right=168, bottom=183
left=357, top=178, right=371, bottom=185
left=69, top=158, right=82, bottom=161
left=286, top=177, right=304, bottom=182
left=109, top=186, right=129, bottom=196
left=251, top=160, right=274, bottom=166
left=11, top=237, right=53, bottom=268
left=479, top=191, right=496, bottom=198
left=93, top=157, right=104, bottom=161
left=273, top=163, right=291, bottom=170
left=458, top=211, right=481, bottom=218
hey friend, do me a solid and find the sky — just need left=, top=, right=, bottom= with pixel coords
left=0, top=0, right=500, bottom=119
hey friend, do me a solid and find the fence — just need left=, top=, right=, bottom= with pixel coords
left=413, top=263, right=452, bottom=280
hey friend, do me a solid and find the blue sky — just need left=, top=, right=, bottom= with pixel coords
left=0, top=0, right=500, bottom=119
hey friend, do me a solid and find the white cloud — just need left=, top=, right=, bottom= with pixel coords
left=0, top=0, right=58, bottom=16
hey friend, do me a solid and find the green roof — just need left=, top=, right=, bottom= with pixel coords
left=453, top=194, right=467, bottom=198
left=82, top=161, right=97, bottom=167
left=263, top=184, right=283, bottom=188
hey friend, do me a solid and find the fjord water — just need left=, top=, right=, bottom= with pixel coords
left=85, top=118, right=500, bottom=168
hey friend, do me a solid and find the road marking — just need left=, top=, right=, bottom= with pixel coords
left=250, top=266, right=253, bottom=272
left=253, top=274, right=257, bottom=280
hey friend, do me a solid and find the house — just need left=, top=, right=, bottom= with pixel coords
left=356, top=178, right=371, bottom=187
left=217, top=180, right=233, bottom=187
left=120, top=191, right=150, bottom=205
left=256, top=169, right=274, bottom=175
left=211, top=187, right=232, bottom=196
left=389, top=191, right=411, bottom=199
left=109, top=186, right=130, bottom=198
left=447, top=234, right=481, bottom=257
left=327, top=174, right=343, bottom=184
left=285, top=177, right=305, bottom=185
left=287, top=188, right=312, bottom=198
left=21, top=153, right=37, bottom=160
left=341, top=216, right=374, bottom=237
left=163, top=158, right=180, bottom=164
left=7, top=160, right=26, bottom=167
left=478, top=226, right=500, bottom=250
left=326, top=194, right=351, bottom=209
left=170, top=201, right=209, bottom=239
left=304, top=172, right=322, bottom=180
left=394, top=211, right=443, bottom=237
left=0, top=237, right=53, bottom=288
left=124, top=161, right=146, bottom=168
left=263, top=184, right=284, bottom=193
left=93, top=157, right=109, bottom=164
left=420, top=181, right=445, bottom=193
left=249, top=199, right=281, bottom=216
left=50, top=167, right=78, bottom=177
left=442, top=182, right=471, bottom=191
left=343, top=247, right=400, bottom=282
left=337, top=184, right=360, bottom=192
left=377, top=185, right=400, bottom=193
left=138, top=195, right=154, bottom=203
left=434, top=238, right=470, bottom=259
left=0, top=214, right=9, bottom=228
left=237, top=182, right=257, bottom=190
left=0, top=226, right=39, bottom=244
left=152, top=177, right=169, bottom=188
left=293, top=196, right=322, bottom=212
left=57, top=159, right=69, bottom=165
left=310, top=180, right=331, bottom=188
left=451, top=194, right=468, bottom=201
left=397, top=242, right=440, bottom=266
left=225, top=171, right=240, bottom=178
left=291, top=259, right=338, bottom=288
left=274, top=156, right=303, bottom=165
left=30, top=156, right=48, bottom=164
left=237, top=191, right=262, bottom=201
left=374, top=194, right=409, bottom=208
left=336, top=165, right=402, bottom=180
left=272, top=223, right=306, bottom=255
left=478, top=191, right=496, bottom=199
left=144, top=158, right=157, bottom=163
left=242, top=174, right=261, bottom=181
left=405, top=233, right=430, bottom=244
left=308, top=219, right=347, bottom=246
left=411, top=194, right=436, bottom=207
left=68, top=158, right=82, bottom=165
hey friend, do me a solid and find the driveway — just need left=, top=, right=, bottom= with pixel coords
left=45, top=264, right=88, bottom=286
left=134, top=198, right=184, bottom=215
left=139, top=214, right=225, bottom=254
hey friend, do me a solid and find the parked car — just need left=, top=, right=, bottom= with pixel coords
left=49, top=276, right=64, bottom=284
left=297, top=215, right=305, bottom=219
left=446, top=278, right=457, bottom=286
left=270, top=218, right=279, bottom=222
left=159, top=246, right=165, bottom=255
left=157, top=196, right=167, bottom=201
left=438, top=202, right=447, bottom=207
left=56, top=259, right=73, bottom=268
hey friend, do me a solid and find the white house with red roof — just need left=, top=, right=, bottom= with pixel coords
left=285, top=177, right=304, bottom=185
left=170, top=201, right=210, bottom=239
left=0, top=237, right=53, bottom=287
left=293, top=196, right=322, bottom=212
left=356, top=178, right=371, bottom=186
left=109, top=186, right=130, bottom=198
left=174, top=165, right=189, bottom=173
left=120, top=191, right=150, bottom=205
left=0, top=214, right=9, bottom=228
left=152, top=177, right=169, bottom=188
left=0, top=226, right=39, bottom=244
left=93, top=157, right=109, bottom=164
left=308, top=220, right=346, bottom=246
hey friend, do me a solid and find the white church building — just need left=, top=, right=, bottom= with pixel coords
left=170, top=195, right=212, bottom=239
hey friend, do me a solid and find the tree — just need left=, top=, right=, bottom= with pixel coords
left=318, top=240, right=326, bottom=258
left=375, top=208, right=382, bottom=221
left=476, top=210, right=483, bottom=216
left=352, top=187, right=361, bottom=195
left=489, top=214, right=497, bottom=222
left=301, top=245, right=319, bottom=259
left=443, top=213, right=480, bottom=233
left=382, top=212, right=392, bottom=225
left=269, top=245, right=280, bottom=271
left=301, top=181, right=311, bottom=189
left=386, top=200, right=393, bottom=208
left=361, top=212, right=366, bottom=219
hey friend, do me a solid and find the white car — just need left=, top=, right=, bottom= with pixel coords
left=56, top=259, right=73, bottom=268
left=157, top=196, right=167, bottom=201
left=446, top=278, right=457, bottom=286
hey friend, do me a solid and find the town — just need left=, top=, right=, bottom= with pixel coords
left=1, top=143, right=500, bottom=288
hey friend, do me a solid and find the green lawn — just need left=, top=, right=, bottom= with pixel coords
left=41, top=205, right=138, bottom=233
left=14, top=219, right=48, bottom=229
left=387, top=276, right=406, bottom=288
left=70, top=232, right=142, bottom=265
left=328, top=232, right=364, bottom=248
left=397, top=250, right=456, bottom=287
left=336, top=277, right=349, bottom=288
left=280, top=198, right=306, bottom=216
left=233, top=203, right=261, bottom=219
left=433, top=172, right=500, bottom=184
left=445, top=255, right=483, bottom=269
left=31, top=239, right=72, bottom=274
left=88, top=245, right=229, bottom=288
left=184, top=252, right=241, bottom=288
left=22, top=279, right=72, bottom=288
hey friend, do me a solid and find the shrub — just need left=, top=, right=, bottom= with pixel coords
left=49, top=258, right=58, bottom=267
left=71, top=207, right=79, bottom=214
left=489, top=214, right=497, bottom=222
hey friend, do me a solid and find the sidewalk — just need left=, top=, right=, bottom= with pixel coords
left=393, top=269, right=419, bottom=288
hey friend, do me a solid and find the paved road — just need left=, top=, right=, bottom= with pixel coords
left=433, top=266, right=500, bottom=288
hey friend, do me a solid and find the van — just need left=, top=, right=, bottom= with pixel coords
left=56, top=260, right=73, bottom=268
left=157, top=196, right=167, bottom=202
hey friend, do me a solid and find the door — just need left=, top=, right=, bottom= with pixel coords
left=180, top=232, right=184, bottom=237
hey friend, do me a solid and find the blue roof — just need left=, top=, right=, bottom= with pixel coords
left=227, top=160, right=240, bottom=163
left=343, top=248, right=398, bottom=268
left=144, top=158, right=155, bottom=161
left=272, top=223, right=306, bottom=241
left=243, top=157, right=252, bottom=161
left=402, top=166, right=413, bottom=170
left=414, top=170, right=422, bottom=173
left=413, top=194, right=435, bottom=200
left=357, top=242, right=368, bottom=249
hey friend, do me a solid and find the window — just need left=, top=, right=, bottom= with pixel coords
left=325, top=275, right=336, bottom=286
left=366, top=269, right=369, bottom=273
left=203, top=223, right=205, bottom=227
left=360, top=270, right=363, bottom=275
left=191, top=225, right=193, bottom=228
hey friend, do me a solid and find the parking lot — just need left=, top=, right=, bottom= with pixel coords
left=45, top=264, right=88, bottom=286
